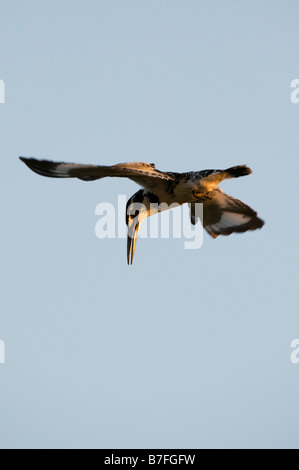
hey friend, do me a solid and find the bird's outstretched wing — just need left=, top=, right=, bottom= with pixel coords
left=19, top=157, right=175, bottom=190
left=189, top=188, right=264, bottom=237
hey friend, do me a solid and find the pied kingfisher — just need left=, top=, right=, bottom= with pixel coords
left=20, top=157, right=264, bottom=264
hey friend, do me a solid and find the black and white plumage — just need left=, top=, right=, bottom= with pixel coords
left=20, top=157, right=264, bottom=264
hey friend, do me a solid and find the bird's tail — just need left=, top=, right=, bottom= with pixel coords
left=194, top=165, right=252, bottom=195
left=224, top=165, right=252, bottom=179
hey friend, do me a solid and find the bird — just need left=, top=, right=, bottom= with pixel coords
left=19, top=156, right=264, bottom=264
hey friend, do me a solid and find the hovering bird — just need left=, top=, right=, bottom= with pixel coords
left=20, top=157, right=264, bottom=264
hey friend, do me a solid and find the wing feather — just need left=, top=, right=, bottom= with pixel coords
left=19, top=157, right=174, bottom=187
left=189, top=188, right=264, bottom=237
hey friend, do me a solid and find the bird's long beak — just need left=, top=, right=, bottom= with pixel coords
left=127, top=220, right=140, bottom=265
left=126, top=194, right=155, bottom=265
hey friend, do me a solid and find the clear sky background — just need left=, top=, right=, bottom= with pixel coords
left=0, top=1, right=299, bottom=449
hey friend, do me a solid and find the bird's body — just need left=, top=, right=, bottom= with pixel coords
left=20, top=157, right=264, bottom=264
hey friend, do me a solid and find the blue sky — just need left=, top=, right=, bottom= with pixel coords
left=0, top=0, right=299, bottom=448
